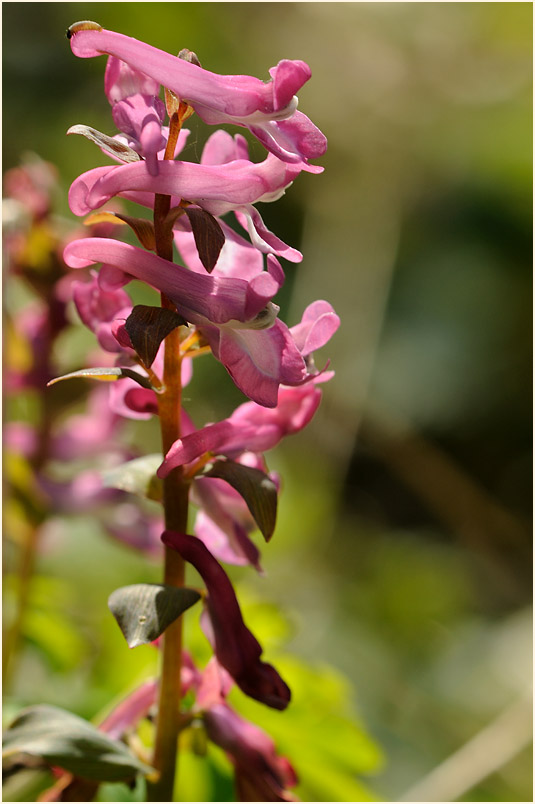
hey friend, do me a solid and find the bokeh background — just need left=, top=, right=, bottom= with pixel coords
left=3, top=2, right=532, bottom=802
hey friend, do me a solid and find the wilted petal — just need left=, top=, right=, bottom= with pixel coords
left=193, top=478, right=262, bottom=570
left=204, top=703, right=298, bottom=802
left=161, top=530, right=290, bottom=709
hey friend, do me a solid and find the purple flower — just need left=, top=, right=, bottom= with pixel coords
left=68, top=26, right=326, bottom=166
left=103, top=503, right=163, bottom=559
left=204, top=704, right=298, bottom=802
left=192, top=452, right=277, bottom=571
left=161, top=530, right=291, bottom=710
left=51, top=385, right=122, bottom=461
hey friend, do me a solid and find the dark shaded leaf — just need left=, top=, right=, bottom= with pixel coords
left=113, top=214, right=156, bottom=251
left=47, top=367, right=153, bottom=390
left=101, top=455, right=163, bottom=502
left=204, top=460, right=277, bottom=541
left=184, top=206, right=225, bottom=273
left=124, top=306, right=186, bottom=368
left=108, top=584, right=201, bottom=648
left=2, top=705, right=153, bottom=782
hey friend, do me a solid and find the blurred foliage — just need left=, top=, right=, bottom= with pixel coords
left=3, top=2, right=533, bottom=802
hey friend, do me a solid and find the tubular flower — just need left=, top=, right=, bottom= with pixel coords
left=64, top=238, right=307, bottom=407
left=67, top=149, right=309, bottom=263
left=204, top=704, right=298, bottom=802
left=67, top=25, right=326, bottom=166
left=64, top=238, right=280, bottom=325
left=172, top=130, right=305, bottom=263
left=161, top=530, right=291, bottom=710
left=158, top=299, right=339, bottom=477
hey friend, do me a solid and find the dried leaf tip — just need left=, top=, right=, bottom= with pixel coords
left=178, top=49, right=202, bottom=68
left=66, top=20, right=103, bottom=39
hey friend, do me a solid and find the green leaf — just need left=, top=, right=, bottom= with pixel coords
left=101, top=455, right=163, bottom=502
left=204, top=460, right=277, bottom=541
left=2, top=705, right=153, bottom=782
left=184, top=206, right=225, bottom=273
left=47, top=367, right=154, bottom=390
left=108, top=584, right=201, bottom=648
left=124, top=305, right=186, bottom=368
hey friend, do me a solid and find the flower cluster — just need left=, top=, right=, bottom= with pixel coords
left=55, top=22, right=339, bottom=799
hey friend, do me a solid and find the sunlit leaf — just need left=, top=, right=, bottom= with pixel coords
left=67, top=125, right=141, bottom=163
left=47, top=367, right=154, bottom=390
left=2, top=705, right=153, bottom=782
left=108, top=584, right=201, bottom=648
left=204, top=460, right=277, bottom=541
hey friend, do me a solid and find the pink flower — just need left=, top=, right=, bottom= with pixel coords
left=64, top=238, right=306, bottom=407
left=161, top=530, right=291, bottom=710
left=67, top=149, right=310, bottom=265
left=159, top=377, right=329, bottom=477
left=104, top=56, right=166, bottom=176
left=72, top=271, right=132, bottom=353
left=172, top=130, right=304, bottom=263
left=64, top=238, right=278, bottom=325
left=68, top=26, right=326, bottom=166
left=98, top=679, right=158, bottom=740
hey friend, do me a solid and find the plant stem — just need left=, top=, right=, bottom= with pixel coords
left=147, top=111, right=189, bottom=800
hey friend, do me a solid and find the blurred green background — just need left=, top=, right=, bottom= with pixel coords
left=3, top=2, right=532, bottom=802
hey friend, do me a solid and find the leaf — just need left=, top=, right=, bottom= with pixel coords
left=101, top=455, right=163, bottom=502
left=204, top=460, right=277, bottom=541
left=67, top=125, right=141, bottom=163
left=184, top=206, right=225, bottom=273
left=2, top=705, right=153, bottom=782
left=47, top=367, right=154, bottom=390
left=124, top=306, right=186, bottom=368
left=108, top=584, right=201, bottom=648
left=83, top=212, right=156, bottom=252
left=114, top=214, right=157, bottom=252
